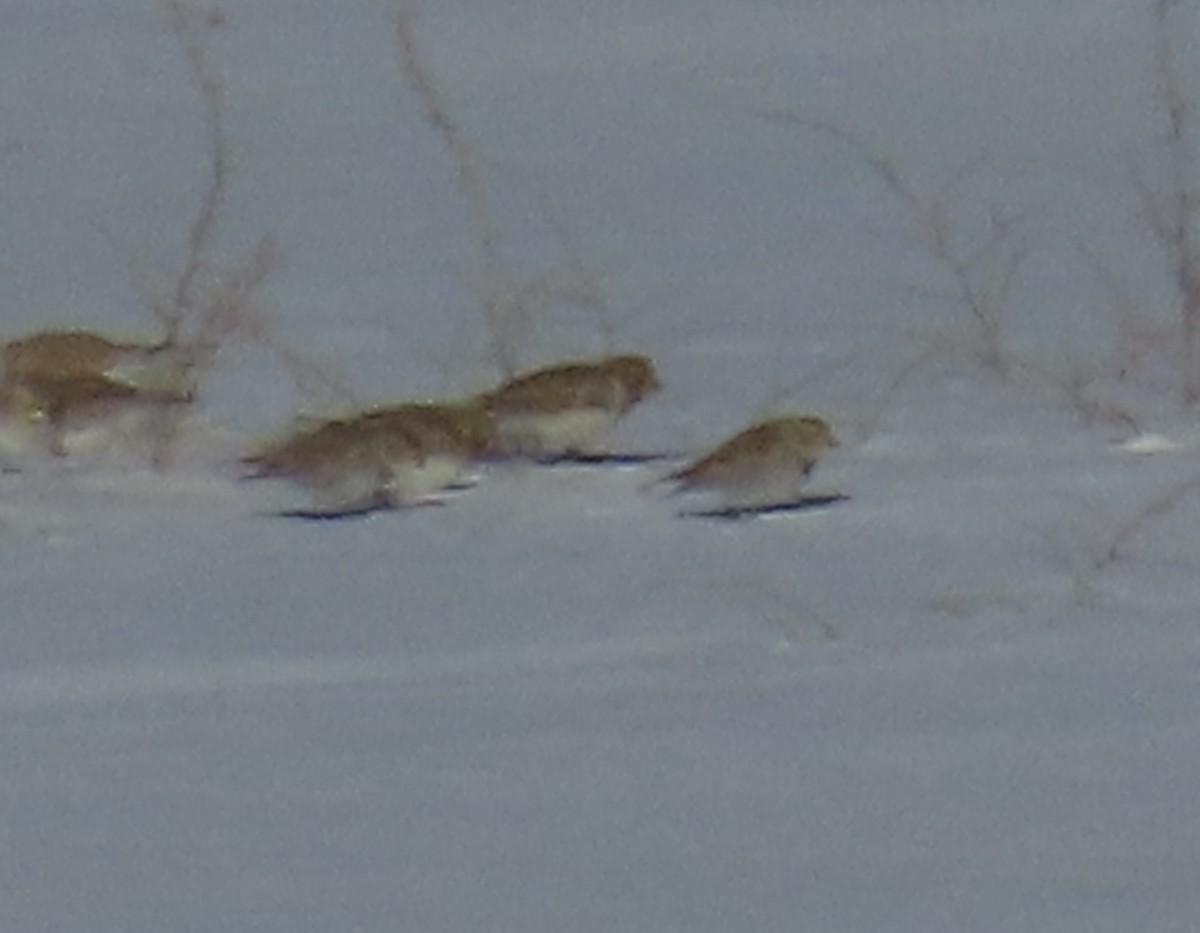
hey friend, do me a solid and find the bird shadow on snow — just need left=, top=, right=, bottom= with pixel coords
left=266, top=467, right=852, bottom=522
left=679, top=493, right=851, bottom=521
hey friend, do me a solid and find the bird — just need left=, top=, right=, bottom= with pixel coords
left=0, top=329, right=196, bottom=458
left=661, top=414, right=840, bottom=509
left=357, top=400, right=495, bottom=463
left=242, top=400, right=494, bottom=515
left=2, top=329, right=195, bottom=396
left=477, top=354, right=661, bottom=458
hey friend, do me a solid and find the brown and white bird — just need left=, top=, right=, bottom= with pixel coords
left=661, top=414, right=840, bottom=509
left=242, top=400, right=494, bottom=515
left=0, top=329, right=196, bottom=458
left=477, top=354, right=661, bottom=458
left=2, top=330, right=193, bottom=393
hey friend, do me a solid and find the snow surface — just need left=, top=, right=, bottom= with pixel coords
left=3, top=1, right=1200, bottom=930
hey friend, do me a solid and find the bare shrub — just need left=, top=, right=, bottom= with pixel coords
left=393, top=1, right=623, bottom=379
left=714, top=574, right=840, bottom=644
left=1094, top=469, right=1200, bottom=568
left=1036, top=0, right=1200, bottom=595
left=1031, top=358, right=1141, bottom=435
left=762, top=111, right=1028, bottom=379
left=0, top=3, right=280, bottom=469
left=394, top=0, right=520, bottom=377
left=126, top=3, right=277, bottom=416
left=127, top=1, right=363, bottom=461
left=1043, top=465, right=1200, bottom=607
left=491, top=161, right=628, bottom=352
left=1020, top=243, right=1174, bottom=435
left=1064, top=2, right=1200, bottom=418
left=1130, top=0, right=1200, bottom=402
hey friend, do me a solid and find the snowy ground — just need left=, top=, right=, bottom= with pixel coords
left=3, top=1, right=1200, bottom=931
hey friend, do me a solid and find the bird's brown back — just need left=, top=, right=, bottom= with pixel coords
left=2, top=331, right=130, bottom=385
left=669, top=416, right=837, bottom=484
left=481, top=354, right=660, bottom=415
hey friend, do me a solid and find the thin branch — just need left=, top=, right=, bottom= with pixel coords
left=1097, top=469, right=1200, bottom=568
left=1141, top=0, right=1200, bottom=401
left=163, top=0, right=231, bottom=337
left=394, top=1, right=522, bottom=377
left=763, top=108, right=1025, bottom=375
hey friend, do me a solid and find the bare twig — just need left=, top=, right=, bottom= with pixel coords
left=1135, top=0, right=1200, bottom=401
left=1096, top=468, right=1200, bottom=568
left=1052, top=468, right=1200, bottom=605
left=1077, top=241, right=1171, bottom=379
left=394, top=1, right=524, bottom=377
left=162, top=0, right=231, bottom=342
left=762, top=109, right=1027, bottom=377
left=502, top=162, right=621, bottom=348
left=748, top=345, right=872, bottom=438
left=131, top=2, right=284, bottom=464
left=715, top=575, right=840, bottom=644
left=1031, top=358, right=1141, bottom=433
left=393, top=4, right=627, bottom=378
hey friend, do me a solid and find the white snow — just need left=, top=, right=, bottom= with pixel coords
left=3, top=1, right=1200, bottom=931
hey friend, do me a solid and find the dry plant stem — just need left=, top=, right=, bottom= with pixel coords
left=850, top=335, right=959, bottom=438
left=755, top=346, right=866, bottom=416
left=530, top=189, right=613, bottom=344
left=1096, top=469, right=1200, bottom=569
left=1139, top=0, right=1200, bottom=402
left=763, top=111, right=1024, bottom=376
left=163, top=0, right=230, bottom=341
left=1040, top=528, right=1101, bottom=609
left=395, top=2, right=523, bottom=378
left=161, top=2, right=280, bottom=369
left=263, top=337, right=363, bottom=411
left=166, top=4, right=344, bottom=410
left=1041, top=361, right=1140, bottom=433
left=1076, top=242, right=1173, bottom=379
left=492, top=160, right=626, bottom=349
left=121, top=2, right=291, bottom=466
left=716, top=576, right=839, bottom=643
left=188, top=234, right=275, bottom=365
